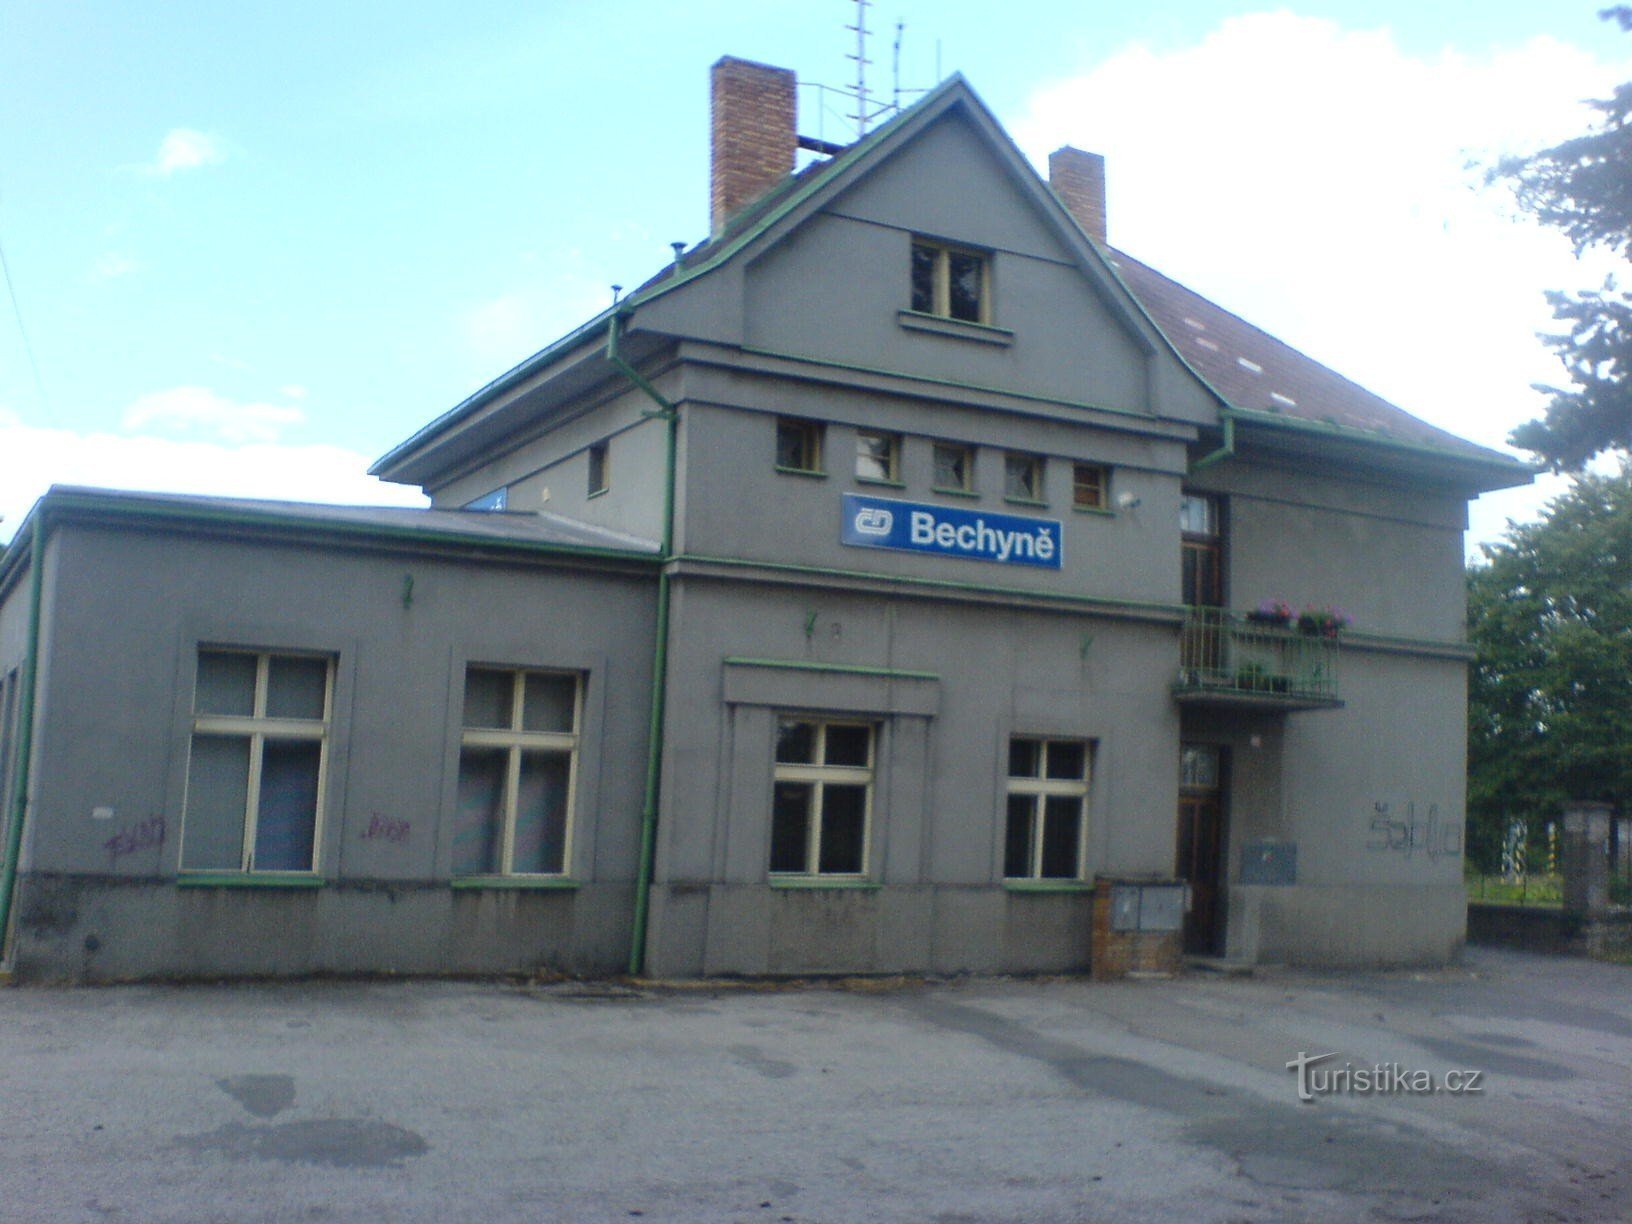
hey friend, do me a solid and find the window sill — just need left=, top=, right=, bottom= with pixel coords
left=1003, top=879, right=1094, bottom=894
left=177, top=873, right=325, bottom=889
left=1071, top=505, right=1115, bottom=517
left=587, top=488, right=609, bottom=500
left=774, top=466, right=827, bottom=479
left=932, top=486, right=979, bottom=499
left=1003, top=496, right=1049, bottom=509
left=769, top=876, right=881, bottom=891
left=855, top=476, right=906, bottom=489
left=897, top=310, right=1014, bottom=346
left=451, top=876, right=581, bottom=891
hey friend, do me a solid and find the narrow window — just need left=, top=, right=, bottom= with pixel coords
left=181, top=650, right=332, bottom=874
left=770, top=717, right=874, bottom=876
left=1004, top=738, right=1090, bottom=880
left=775, top=418, right=824, bottom=474
left=910, top=239, right=990, bottom=324
left=588, top=442, right=609, bottom=496
left=463, top=488, right=508, bottom=512
left=855, top=430, right=902, bottom=483
left=933, top=442, right=975, bottom=494
left=1004, top=452, right=1045, bottom=503
left=1181, top=493, right=1224, bottom=607
left=1072, top=463, right=1109, bottom=511
left=455, top=668, right=581, bottom=877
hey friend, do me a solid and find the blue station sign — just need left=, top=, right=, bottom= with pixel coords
left=840, top=493, right=1063, bottom=569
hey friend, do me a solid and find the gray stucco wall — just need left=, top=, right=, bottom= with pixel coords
left=10, top=523, right=656, bottom=981
left=677, top=394, right=1189, bottom=606
left=645, top=576, right=1179, bottom=977
left=430, top=379, right=670, bottom=546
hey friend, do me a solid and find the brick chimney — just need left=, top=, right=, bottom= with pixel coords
left=1049, top=146, right=1107, bottom=244
left=711, top=57, right=797, bottom=235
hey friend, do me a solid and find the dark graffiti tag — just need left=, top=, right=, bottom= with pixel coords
left=104, top=816, right=165, bottom=864
left=1367, top=801, right=1461, bottom=860
left=361, top=815, right=410, bottom=844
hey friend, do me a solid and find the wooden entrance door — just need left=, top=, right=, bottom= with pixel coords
left=1177, top=745, right=1227, bottom=956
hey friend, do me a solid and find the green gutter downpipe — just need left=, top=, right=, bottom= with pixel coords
left=608, top=314, right=678, bottom=976
left=0, top=514, right=45, bottom=967
left=1189, top=410, right=1236, bottom=473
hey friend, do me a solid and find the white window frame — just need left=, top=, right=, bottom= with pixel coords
left=770, top=717, right=875, bottom=878
left=457, top=667, right=583, bottom=877
left=181, top=649, right=333, bottom=875
left=1004, top=737, right=1091, bottom=881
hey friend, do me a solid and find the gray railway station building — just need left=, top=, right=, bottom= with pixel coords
left=0, top=58, right=1531, bottom=982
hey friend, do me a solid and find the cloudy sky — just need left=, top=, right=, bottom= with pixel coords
left=3, top=1, right=1629, bottom=552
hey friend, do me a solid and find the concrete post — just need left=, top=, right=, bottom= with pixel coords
left=1560, top=801, right=1612, bottom=919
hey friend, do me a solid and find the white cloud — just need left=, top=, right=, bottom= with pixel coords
left=1011, top=12, right=1632, bottom=555
left=149, top=128, right=226, bottom=176
left=280, top=384, right=310, bottom=401
left=461, top=253, right=618, bottom=371
left=92, top=252, right=141, bottom=281
left=121, top=386, right=304, bottom=444
left=0, top=409, right=425, bottom=545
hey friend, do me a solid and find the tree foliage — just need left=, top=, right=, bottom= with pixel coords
left=1467, top=464, right=1632, bottom=849
left=1494, top=6, right=1632, bottom=470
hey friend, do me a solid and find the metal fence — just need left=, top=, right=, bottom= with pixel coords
left=1175, top=607, right=1339, bottom=702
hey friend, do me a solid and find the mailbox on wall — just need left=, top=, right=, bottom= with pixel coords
left=1108, top=881, right=1188, bottom=932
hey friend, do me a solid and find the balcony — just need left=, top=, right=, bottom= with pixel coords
left=1174, top=607, right=1342, bottom=711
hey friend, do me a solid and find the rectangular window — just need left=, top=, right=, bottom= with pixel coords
left=769, top=717, right=873, bottom=877
left=455, top=667, right=581, bottom=876
left=1004, top=452, right=1045, bottom=503
left=775, top=418, right=824, bottom=474
left=1072, top=463, right=1109, bottom=511
left=587, top=442, right=609, bottom=496
left=1180, top=493, right=1219, bottom=537
left=910, top=239, right=990, bottom=324
left=181, top=650, right=332, bottom=874
left=1004, top=737, right=1090, bottom=880
left=855, top=430, right=902, bottom=483
left=932, top=442, right=975, bottom=494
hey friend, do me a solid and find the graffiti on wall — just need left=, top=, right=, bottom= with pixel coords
left=361, top=814, right=411, bottom=844
left=1367, top=801, right=1461, bottom=860
left=103, top=815, right=165, bottom=865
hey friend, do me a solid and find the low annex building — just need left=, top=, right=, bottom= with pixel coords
left=0, top=58, right=1530, bottom=981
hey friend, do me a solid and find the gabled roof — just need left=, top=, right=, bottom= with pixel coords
left=374, top=67, right=1531, bottom=490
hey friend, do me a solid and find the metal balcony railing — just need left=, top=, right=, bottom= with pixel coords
left=1174, top=607, right=1341, bottom=709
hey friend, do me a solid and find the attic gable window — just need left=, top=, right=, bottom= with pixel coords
left=911, top=239, right=989, bottom=325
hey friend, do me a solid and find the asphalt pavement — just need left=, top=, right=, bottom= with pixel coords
left=0, top=947, right=1626, bottom=1222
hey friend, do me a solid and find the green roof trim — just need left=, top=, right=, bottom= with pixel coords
left=1225, top=406, right=1536, bottom=474
left=724, top=657, right=940, bottom=681
left=20, top=488, right=662, bottom=567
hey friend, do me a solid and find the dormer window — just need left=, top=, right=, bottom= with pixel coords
left=911, top=239, right=989, bottom=324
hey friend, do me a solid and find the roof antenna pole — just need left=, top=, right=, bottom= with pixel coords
left=892, top=19, right=904, bottom=116
left=845, top=0, right=872, bottom=138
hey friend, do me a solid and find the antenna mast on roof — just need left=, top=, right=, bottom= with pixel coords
left=844, top=0, right=873, bottom=139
